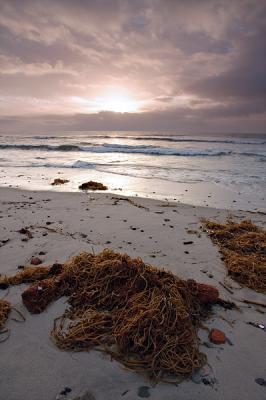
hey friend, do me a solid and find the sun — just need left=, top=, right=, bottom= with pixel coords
left=72, top=87, right=141, bottom=113
left=95, top=87, right=140, bottom=113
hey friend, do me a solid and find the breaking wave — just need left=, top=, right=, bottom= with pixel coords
left=0, top=143, right=236, bottom=157
left=0, top=142, right=265, bottom=158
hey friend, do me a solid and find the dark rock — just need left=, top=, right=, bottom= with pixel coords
left=0, top=283, right=9, bottom=290
left=137, top=386, right=150, bottom=398
left=255, top=378, right=266, bottom=386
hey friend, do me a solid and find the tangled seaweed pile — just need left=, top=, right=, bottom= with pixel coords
left=203, top=219, right=266, bottom=293
left=0, top=250, right=219, bottom=381
left=0, top=299, right=11, bottom=331
left=79, top=181, right=108, bottom=191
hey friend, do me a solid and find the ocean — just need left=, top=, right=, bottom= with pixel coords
left=0, top=132, right=265, bottom=211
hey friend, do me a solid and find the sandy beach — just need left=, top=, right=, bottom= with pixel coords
left=0, top=187, right=265, bottom=400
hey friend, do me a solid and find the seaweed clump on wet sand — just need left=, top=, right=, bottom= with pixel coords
left=51, top=178, right=69, bottom=186
left=0, top=250, right=219, bottom=382
left=78, top=181, right=108, bottom=191
left=0, top=299, right=11, bottom=331
left=0, top=264, right=63, bottom=289
left=202, top=219, right=266, bottom=293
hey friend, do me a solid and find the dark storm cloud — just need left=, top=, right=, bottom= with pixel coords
left=0, top=0, right=265, bottom=132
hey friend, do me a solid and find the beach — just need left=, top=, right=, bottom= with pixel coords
left=0, top=187, right=266, bottom=400
left=1, top=0, right=266, bottom=397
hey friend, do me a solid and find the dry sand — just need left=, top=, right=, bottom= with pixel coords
left=0, top=187, right=265, bottom=400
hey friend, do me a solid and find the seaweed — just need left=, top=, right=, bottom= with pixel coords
left=51, top=178, right=69, bottom=185
left=0, top=299, right=11, bottom=331
left=79, top=181, right=108, bottom=191
left=202, top=219, right=266, bottom=293
left=0, top=263, right=63, bottom=288
left=1, top=250, right=219, bottom=382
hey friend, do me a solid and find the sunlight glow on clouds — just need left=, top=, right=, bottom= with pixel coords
left=0, top=0, right=265, bottom=132
left=73, top=87, right=143, bottom=113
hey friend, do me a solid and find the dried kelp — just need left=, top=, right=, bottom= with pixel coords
left=0, top=299, right=11, bottom=331
left=79, top=181, right=107, bottom=190
left=51, top=178, right=69, bottom=186
left=0, top=263, right=63, bottom=289
left=202, top=219, right=266, bottom=293
left=1, top=250, right=219, bottom=382
left=0, top=299, right=25, bottom=342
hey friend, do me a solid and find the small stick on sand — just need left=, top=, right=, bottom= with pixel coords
left=219, top=281, right=234, bottom=294
left=240, top=299, right=266, bottom=308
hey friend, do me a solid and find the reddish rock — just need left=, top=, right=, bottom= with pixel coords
left=30, top=257, right=42, bottom=265
left=196, top=283, right=219, bottom=304
left=209, top=328, right=226, bottom=344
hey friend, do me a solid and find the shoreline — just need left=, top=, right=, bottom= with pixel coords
left=1, top=171, right=265, bottom=214
left=0, top=187, right=266, bottom=400
left=1, top=184, right=265, bottom=216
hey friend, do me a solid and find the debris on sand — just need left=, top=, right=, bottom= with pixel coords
left=1, top=249, right=219, bottom=382
left=0, top=299, right=11, bottom=331
left=202, top=219, right=266, bottom=294
left=51, top=178, right=69, bottom=186
left=79, top=181, right=108, bottom=191
left=18, top=227, right=33, bottom=239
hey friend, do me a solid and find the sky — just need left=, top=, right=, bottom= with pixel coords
left=0, top=0, right=266, bottom=133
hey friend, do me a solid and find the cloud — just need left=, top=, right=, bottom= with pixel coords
left=0, top=0, right=265, bottom=132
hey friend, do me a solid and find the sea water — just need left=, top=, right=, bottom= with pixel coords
left=0, top=132, right=265, bottom=211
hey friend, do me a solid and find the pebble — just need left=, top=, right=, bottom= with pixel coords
left=255, top=378, right=266, bottom=386
left=137, top=386, right=151, bottom=398
left=209, top=328, right=226, bottom=344
left=31, top=256, right=42, bottom=265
